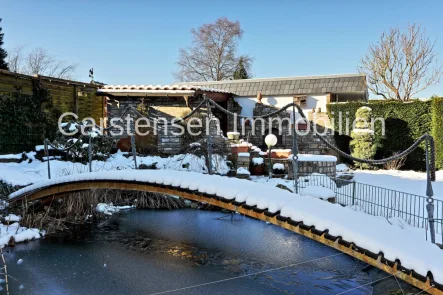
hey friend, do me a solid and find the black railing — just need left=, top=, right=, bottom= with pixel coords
left=297, top=174, right=443, bottom=239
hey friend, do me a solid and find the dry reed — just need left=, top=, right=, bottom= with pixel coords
left=15, top=189, right=185, bottom=235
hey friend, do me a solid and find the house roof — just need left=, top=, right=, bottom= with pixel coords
left=97, top=84, right=232, bottom=96
left=177, top=74, right=367, bottom=97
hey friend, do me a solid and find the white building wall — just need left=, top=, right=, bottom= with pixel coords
left=234, top=94, right=328, bottom=119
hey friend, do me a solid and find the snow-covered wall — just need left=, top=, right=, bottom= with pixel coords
left=234, top=94, right=328, bottom=118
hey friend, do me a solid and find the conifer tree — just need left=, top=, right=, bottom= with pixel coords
left=350, top=106, right=376, bottom=169
left=233, top=57, right=250, bottom=80
left=0, top=19, right=8, bottom=70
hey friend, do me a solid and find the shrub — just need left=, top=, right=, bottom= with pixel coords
left=52, top=121, right=115, bottom=162
left=350, top=107, right=376, bottom=169
left=383, top=152, right=407, bottom=170
left=432, top=97, right=443, bottom=169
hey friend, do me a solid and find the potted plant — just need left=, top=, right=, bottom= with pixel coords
left=227, top=131, right=240, bottom=140
left=272, top=163, right=285, bottom=175
left=237, top=142, right=249, bottom=153
left=250, top=157, right=264, bottom=175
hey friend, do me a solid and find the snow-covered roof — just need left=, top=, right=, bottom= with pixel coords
left=98, top=84, right=232, bottom=96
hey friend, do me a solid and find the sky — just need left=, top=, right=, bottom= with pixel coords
left=2, top=0, right=443, bottom=98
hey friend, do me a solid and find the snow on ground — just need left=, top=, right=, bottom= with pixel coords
left=0, top=222, right=42, bottom=248
left=301, top=186, right=335, bottom=200
left=96, top=203, right=135, bottom=216
left=353, top=169, right=443, bottom=199
left=336, top=163, right=350, bottom=172
left=4, top=214, right=21, bottom=222
left=9, top=169, right=443, bottom=283
left=335, top=163, right=443, bottom=199
left=0, top=153, right=22, bottom=160
left=250, top=176, right=293, bottom=189
left=237, top=167, right=250, bottom=175
left=0, top=151, right=229, bottom=187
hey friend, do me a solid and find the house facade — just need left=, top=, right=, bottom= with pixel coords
left=181, top=74, right=367, bottom=153
left=98, top=74, right=367, bottom=154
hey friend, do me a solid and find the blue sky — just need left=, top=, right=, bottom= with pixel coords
left=2, top=0, right=443, bottom=98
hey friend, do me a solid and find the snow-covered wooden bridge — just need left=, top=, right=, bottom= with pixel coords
left=9, top=170, right=443, bottom=294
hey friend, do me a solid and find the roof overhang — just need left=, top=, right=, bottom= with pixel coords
left=97, top=89, right=195, bottom=97
left=97, top=84, right=233, bottom=98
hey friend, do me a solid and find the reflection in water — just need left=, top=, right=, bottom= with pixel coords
left=3, top=209, right=376, bottom=295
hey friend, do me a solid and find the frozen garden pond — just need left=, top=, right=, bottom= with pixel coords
left=1, top=209, right=422, bottom=295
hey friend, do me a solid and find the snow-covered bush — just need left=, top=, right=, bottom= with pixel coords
left=177, top=111, right=231, bottom=173
left=52, top=121, right=115, bottom=162
left=350, top=107, right=376, bottom=169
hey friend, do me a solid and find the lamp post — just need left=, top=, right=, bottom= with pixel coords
left=265, top=134, right=277, bottom=179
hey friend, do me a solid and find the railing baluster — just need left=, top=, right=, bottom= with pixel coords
left=44, top=138, right=51, bottom=179
left=88, top=135, right=93, bottom=173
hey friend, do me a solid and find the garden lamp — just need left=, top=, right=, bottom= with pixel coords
left=265, top=134, right=278, bottom=179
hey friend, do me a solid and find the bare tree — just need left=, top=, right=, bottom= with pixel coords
left=359, top=24, right=442, bottom=101
left=6, top=46, right=24, bottom=73
left=7, top=46, right=77, bottom=79
left=175, top=17, right=252, bottom=82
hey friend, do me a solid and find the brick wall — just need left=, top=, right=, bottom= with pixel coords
left=289, top=161, right=336, bottom=178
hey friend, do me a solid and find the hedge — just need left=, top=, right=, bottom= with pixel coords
left=327, top=100, right=437, bottom=170
left=432, top=97, right=443, bottom=170
left=0, top=89, right=61, bottom=154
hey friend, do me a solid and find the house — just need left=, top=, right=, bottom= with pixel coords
left=179, top=74, right=367, bottom=153
left=98, top=73, right=367, bottom=154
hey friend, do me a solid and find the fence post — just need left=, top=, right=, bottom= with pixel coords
left=88, top=135, right=93, bottom=173
left=44, top=138, right=51, bottom=179
left=352, top=181, right=356, bottom=206
left=425, top=136, right=436, bottom=244
left=131, top=121, right=138, bottom=169
left=205, top=96, right=213, bottom=175
left=292, top=104, right=299, bottom=194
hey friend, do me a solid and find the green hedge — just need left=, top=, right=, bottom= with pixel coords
left=432, top=97, right=443, bottom=169
left=0, top=89, right=61, bottom=154
left=327, top=100, right=434, bottom=170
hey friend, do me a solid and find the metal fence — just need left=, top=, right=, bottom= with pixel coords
left=296, top=174, right=443, bottom=239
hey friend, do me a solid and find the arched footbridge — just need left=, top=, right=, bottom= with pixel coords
left=9, top=170, right=443, bottom=294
